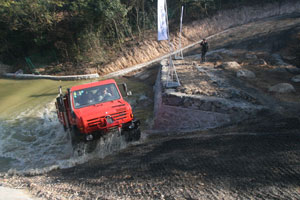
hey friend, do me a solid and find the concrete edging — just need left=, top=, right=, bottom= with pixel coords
left=2, top=73, right=99, bottom=81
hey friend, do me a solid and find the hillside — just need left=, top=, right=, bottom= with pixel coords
left=1, top=0, right=299, bottom=75
left=41, top=0, right=300, bottom=76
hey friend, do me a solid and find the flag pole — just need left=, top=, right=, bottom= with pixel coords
left=175, top=6, right=184, bottom=60
left=164, top=0, right=180, bottom=88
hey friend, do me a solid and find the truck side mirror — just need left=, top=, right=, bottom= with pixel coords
left=122, top=83, right=132, bottom=96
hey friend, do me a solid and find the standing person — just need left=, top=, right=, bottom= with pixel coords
left=200, top=38, right=209, bottom=62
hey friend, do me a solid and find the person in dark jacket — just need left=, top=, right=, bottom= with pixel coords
left=200, top=38, right=208, bottom=62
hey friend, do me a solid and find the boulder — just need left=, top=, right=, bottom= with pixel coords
left=252, top=59, right=267, bottom=66
left=160, top=59, right=169, bottom=66
left=268, top=68, right=288, bottom=73
left=236, top=69, right=256, bottom=79
left=268, top=83, right=295, bottom=93
left=220, top=61, right=241, bottom=71
left=281, top=55, right=296, bottom=61
left=245, top=53, right=257, bottom=59
left=207, top=53, right=223, bottom=61
left=291, top=75, right=300, bottom=83
left=15, top=69, right=24, bottom=74
left=284, top=65, right=300, bottom=74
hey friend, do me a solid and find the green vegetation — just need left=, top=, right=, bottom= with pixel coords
left=0, top=0, right=286, bottom=69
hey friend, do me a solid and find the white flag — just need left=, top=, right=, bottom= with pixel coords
left=180, top=6, right=184, bottom=26
left=157, top=0, right=168, bottom=41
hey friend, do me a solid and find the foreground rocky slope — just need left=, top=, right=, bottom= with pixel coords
left=1, top=113, right=300, bottom=200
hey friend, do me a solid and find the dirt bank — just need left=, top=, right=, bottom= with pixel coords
left=97, top=0, right=300, bottom=76
left=152, top=13, right=300, bottom=132
left=32, top=0, right=300, bottom=76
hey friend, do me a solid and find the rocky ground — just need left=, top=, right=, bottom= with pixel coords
left=1, top=113, right=300, bottom=200
left=155, top=13, right=300, bottom=131
left=0, top=13, right=300, bottom=200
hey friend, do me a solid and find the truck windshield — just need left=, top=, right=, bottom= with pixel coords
left=72, top=83, right=121, bottom=109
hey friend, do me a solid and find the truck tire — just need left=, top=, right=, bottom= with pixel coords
left=124, top=129, right=141, bottom=142
left=123, top=130, right=132, bottom=142
left=132, top=128, right=141, bottom=141
left=71, top=125, right=82, bottom=145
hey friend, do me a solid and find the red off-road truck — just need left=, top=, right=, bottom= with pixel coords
left=55, top=79, right=140, bottom=143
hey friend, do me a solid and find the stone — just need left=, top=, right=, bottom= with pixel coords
left=268, top=68, right=287, bottom=73
left=138, top=73, right=150, bottom=80
left=252, top=59, right=267, bottom=66
left=245, top=53, right=257, bottom=59
left=268, top=83, right=295, bottom=93
left=160, top=59, right=168, bottom=66
left=236, top=69, right=256, bottom=79
left=291, top=75, right=300, bottom=83
left=284, top=65, right=300, bottom=74
left=201, top=102, right=212, bottom=111
left=183, top=98, right=191, bottom=107
left=165, top=96, right=182, bottom=106
left=281, top=55, right=296, bottom=61
left=221, top=61, right=241, bottom=71
left=269, top=65, right=300, bottom=74
left=207, top=53, right=223, bottom=61
left=15, top=69, right=24, bottom=74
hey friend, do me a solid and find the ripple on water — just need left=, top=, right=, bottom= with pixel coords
left=0, top=101, right=131, bottom=175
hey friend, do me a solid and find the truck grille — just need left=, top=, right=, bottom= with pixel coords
left=86, top=111, right=127, bottom=129
left=111, top=111, right=127, bottom=120
left=87, top=117, right=104, bottom=128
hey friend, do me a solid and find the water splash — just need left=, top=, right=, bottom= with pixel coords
left=0, top=101, right=131, bottom=175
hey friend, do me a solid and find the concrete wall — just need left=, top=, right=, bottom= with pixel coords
left=2, top=73, right=99, bottom=81
left=153, top=63, right=266, bottom=132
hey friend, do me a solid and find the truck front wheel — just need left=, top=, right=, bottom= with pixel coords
left=71, top=125, right=83, bottom=145
left=124, top=128, right=141, bottom=142
left=133, top=128, right=141, bottom=141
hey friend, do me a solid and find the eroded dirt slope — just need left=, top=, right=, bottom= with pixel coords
left=41, top=1, right=300, bottom=76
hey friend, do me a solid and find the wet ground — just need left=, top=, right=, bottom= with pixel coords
left=1, top=113, right=300, bottom=200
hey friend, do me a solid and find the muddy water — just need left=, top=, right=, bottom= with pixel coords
left=0, top=73, right=155, bottom=174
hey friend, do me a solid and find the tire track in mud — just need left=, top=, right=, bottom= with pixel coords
left=2, top=121, right=300, bottom=199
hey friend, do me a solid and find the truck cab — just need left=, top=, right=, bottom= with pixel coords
left=56, top=79, right=140, bottom=143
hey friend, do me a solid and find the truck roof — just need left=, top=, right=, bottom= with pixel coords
left=70, top=79, right=117, bottom=92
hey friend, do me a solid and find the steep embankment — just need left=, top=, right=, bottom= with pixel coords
left=97, top=0, right=300, bottom=75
